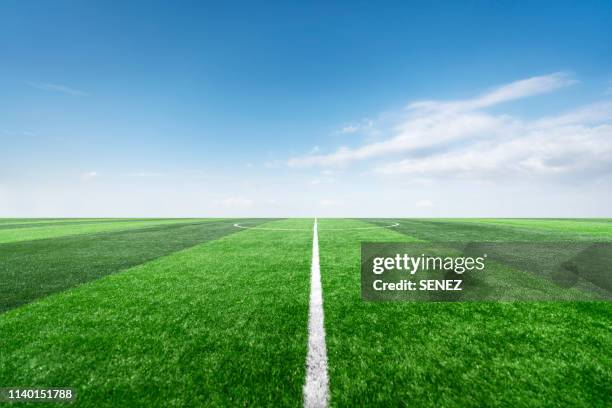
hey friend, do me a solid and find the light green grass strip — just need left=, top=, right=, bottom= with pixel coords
left=318, top=218, right=611, bottom=407
left=0, top=218, right=126, bottom=225
left=0, top=219, right=212, bottom=244
left=428, top=218, right=612, bottom=237
left=0, top=218, right=312, bottom=407
left=0, top=219, right=265, bottom=312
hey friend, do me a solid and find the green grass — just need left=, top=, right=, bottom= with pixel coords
left=319, top=219, right=611, bottom=407
left=364, top=219, right=612, bottom=300
left=0, top=218, right=209, bottom=244
left=0, top=218, right=119, bottom=225
left=0, top=218, right=194, bottom=231
left=0, top=217, right=610, bottom=407
left=0, top=219, right=312, bottom=407
left=0, top=219, right=272, bottom=312
left=380, top=218, right=612, bottom=240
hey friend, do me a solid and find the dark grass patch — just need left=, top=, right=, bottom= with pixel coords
left=363, top=218, right=612, bottom=242
left=0, top=218, right=74, bottom=223
left=0, top=218, right=186, bottom=231
left=0, top=219, right=312, bottom=407
left=0, top=219, right=216, bottom=244
left=0, top=219, right=274, bottom=312
left=363, top=219, right=612, bottom=299
left=319, top=219, right=612, bottom=407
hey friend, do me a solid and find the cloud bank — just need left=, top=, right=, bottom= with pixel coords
left=288, top=72, right=612, bottom=183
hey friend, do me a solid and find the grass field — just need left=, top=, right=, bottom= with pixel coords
left=0, top=218, right=210, bottom=244
left=0, top=218, right=610, bottom=407
left=319, top=219, right=611, bottom=406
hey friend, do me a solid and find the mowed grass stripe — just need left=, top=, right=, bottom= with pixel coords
left=457, top=218, right=612, bottom=236
left=0, top=218, right=312, bottom=407
left=318, top=218, right=611, bottom=407
left=0, top=218, right=199, bottom=231
left=367, top=219, right=612, bottom=299
left=0, top=219, right=273, bottom=312
left=0, top=218, right=211, bottom=244
left=0, top=218, right=117, bottom=225
left=365, top=218, right=612, bottom=242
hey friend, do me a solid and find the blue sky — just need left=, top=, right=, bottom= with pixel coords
left=1, top=1, right=612, bottom=216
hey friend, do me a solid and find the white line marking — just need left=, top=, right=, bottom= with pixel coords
left=233, top=223, right=310, bottom=231
left=303, top=217, right=329, bottom=408
left=233, top=222, right=399, bottom=231
left=320, top=222, right=399, bottom=231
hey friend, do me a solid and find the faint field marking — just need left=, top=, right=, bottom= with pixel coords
left=233, top=222, right=399, bottom=231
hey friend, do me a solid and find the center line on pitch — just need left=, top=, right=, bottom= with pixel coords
left=303, top=217, right=329, bottom=408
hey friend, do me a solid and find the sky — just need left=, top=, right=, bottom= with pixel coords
left=1, top=0, right=612, bottom=217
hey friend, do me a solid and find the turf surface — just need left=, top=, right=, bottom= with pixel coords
left=0, top=219, right=271, bottom=312
left=0, top=219, right=312, bottom=407
left=0, top=219, right=146, bottom=231
left=0, top=218, right=207, bottom=244
left=365, top=218, right=612, bottom=242
left=0, top=218, right=610, bottom=407
left=364, top=219, right=612, bottom=300
left=318, top=219, right=611, bottom=406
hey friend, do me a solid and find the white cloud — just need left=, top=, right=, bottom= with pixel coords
left=415, top=199, right=433, bottom=208
left=264, top=160, right=282, bottom=168
left=340, top=125, right=360, bottom=134
left=533, top=101, right=612, bottom=128
left=409, top=72, right=576, bottom=112
left=287, top=72, right=612, bottom=183
left=338, top=119, right=374, bottom=135
left=374, top=117, right=612, bottom=181
left=319, top=199, right=340, bottom=207
left=309, top=175, right=335, bottom=186
left=1, top=129, right=35, bottom=137
left=288, top=72, right=577, bottom=168
left=217, top=196, right=254, bottom=207
left=27, top=81, right=87, bottom=96
left=127, top=171, right=165, bottom=177
left=80, top=171, right=99, bottom=181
